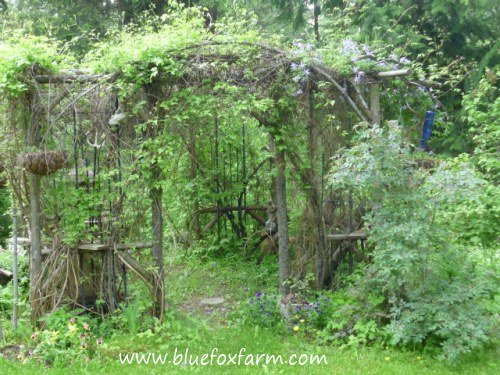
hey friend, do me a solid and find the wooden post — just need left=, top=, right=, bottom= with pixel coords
left=27, top=93, right=42, bottom=322
left=12, top=205, right=19, bottom=330
left=28, top=174, right=42, bottom=320
left=145, top=82, right=165, bottom=318
left=269, top=130, right=290, bottom=297
left=370, top=83, right=381, bottom=125
left=151, top=181, right=164, bottom=280
left=188, top=123, right=201, bottom=238
left=307, top=89, right=327, bottom=288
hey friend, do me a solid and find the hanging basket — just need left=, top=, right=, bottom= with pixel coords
left=19, top=151, right=68, bottom=176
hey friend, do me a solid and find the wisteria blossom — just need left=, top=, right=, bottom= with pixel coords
left=399, top=56, right=411, bottom=65
left=353, top=66, right=366, bottom=84
left=340, top=38, right=361, bottom=57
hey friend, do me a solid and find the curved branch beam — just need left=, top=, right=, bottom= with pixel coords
left=311, top=66, right=369, bottom=123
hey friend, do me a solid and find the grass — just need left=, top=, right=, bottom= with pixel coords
left=0, top=251, right=498, bottom=374
left=1, top=328, right=498, bottom=374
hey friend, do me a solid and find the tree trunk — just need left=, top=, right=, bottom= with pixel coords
left=28, top=174, right=42, bottom=320
left=307, top=89, right=327, bottom=288
left=151, top=180, right=164, bottom=279
left=27, top=92, right=42, bottom=323
left=370, top=83, right=381, bottom=125
left=188, top=123, right=201, bottom=238
left=269, top=131, right=290, bottom=297
left=313, top=2, right=321, bottom=42
left=151, top=168, right=165, bottom=318
left=12, top=206, right=19, bottom=330
left=145, top=82, right=165, bottom=317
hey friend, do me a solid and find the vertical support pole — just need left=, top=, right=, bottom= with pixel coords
left=12, top=204, right=19, bottom=330
left=144, top=83, right=165, bottom=319
left=28, top=93, right=42, bottom=322
left=28, top=170, right=42, bottom=319
left=370, top=83, right=381, bottom=125
left=214, top=115, right=221, bottom=241
left=73, top=109, right=79, bottom=189
left=269, top=129, right=289, bottom=297
left=307, top=88, right=327, bottom=289
left=151, top=164, right=164, bottom=318
left=237, top=123, right=247, bottom=237
left=188, top=122, right=201, bottom=238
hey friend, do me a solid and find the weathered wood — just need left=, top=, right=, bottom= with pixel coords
left=370, top=83, right=381, bottom=125
left=246, top=210, right=266, bottom=226
left=34, top=73, right=115, bottom=84
left=0, top=268, right=13, bottom=285
left=326, top=230, right=367, bottom=241
left=12, top=207, right=19, bottom=329
left=311, top=65, right=369, bottom=122
left=151, top=184, right=164, bottom=278
left=270, top=130, right=290, bottom=296
left=10, top=237, right=31, bottom=245
left=77, top=242, right=153, bottom=252
left=114, top=242, right=152, bottom=250
left=188, top=122, right=201, bottom=238
left=117, top=251, right=164, bottom=317
left=116, top=252, right=156, bottom=287
left=198, top=205, right=267, bottom=214
left=413, top=78, right=442, bottom=89
left=375, top=69, right=411, bottom=78
left=77, top=243, right=110, bottom=251
left=144, top=80, right=166, bottom=318
left=28, top=165, right=42, bottom=322
left=203, top=212, right=224, bottom=232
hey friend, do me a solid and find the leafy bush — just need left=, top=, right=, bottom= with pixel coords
left=462, top=69, right=499, bottom=183
left=329, top=122, right=497, bottom=362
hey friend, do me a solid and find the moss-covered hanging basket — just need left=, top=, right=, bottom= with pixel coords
left=19, top=151, right=67, bottom=176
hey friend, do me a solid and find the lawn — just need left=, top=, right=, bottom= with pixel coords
left=1, top=254, right=497, bottom=374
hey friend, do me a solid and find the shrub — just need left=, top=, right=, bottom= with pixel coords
left=328, top=123, right=496, bottom=361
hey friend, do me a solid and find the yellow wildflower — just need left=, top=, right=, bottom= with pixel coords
left=299, top=319, right=305, bottom=323
left=293, top=325, right=300, bottom=332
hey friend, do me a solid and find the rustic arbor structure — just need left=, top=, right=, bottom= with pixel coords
left=0, top=39, right=436, bottom=322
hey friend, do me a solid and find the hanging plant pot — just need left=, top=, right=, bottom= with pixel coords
left=19, top=151, right=68, bottom=176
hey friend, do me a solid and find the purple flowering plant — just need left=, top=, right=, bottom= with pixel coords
left=240, top=291, right=282, bottom=328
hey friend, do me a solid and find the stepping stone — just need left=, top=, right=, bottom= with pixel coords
left=200, top=297, right=225, bottom=306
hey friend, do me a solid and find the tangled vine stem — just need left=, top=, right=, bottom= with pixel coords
left=31, top=41, right=438, bottom=124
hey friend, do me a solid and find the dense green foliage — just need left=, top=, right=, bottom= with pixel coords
left=329, top=124, right=498, bottom=361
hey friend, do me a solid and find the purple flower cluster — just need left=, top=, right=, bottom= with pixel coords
left=247, top=291, right=278, bottom=322
left=340, top=39, right=361, bottom=57
left=362, top=44, right=374, bottom=57
left=353, top=66, right=366, bottom=84
left=290, top=61, right=311, bottom=96
left=292, top=41, right=314, bottom=53
left=293, top=301, right=322, bottom=315
left=399, top=56, right=410, bottom=65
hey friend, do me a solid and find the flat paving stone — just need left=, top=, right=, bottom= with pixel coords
left=200, top=297, right=225, bottom=306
